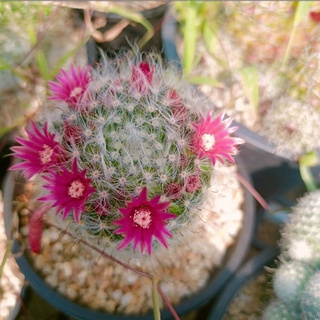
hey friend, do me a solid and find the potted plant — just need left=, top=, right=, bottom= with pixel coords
left=4, top=48, right=255, bottom=319
left=262, top=189, right=320, bottom=319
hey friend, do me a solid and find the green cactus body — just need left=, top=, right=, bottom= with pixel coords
left=301, top=271, right=320, bottom=320
left=262, top=299, right=300, bottom=320
left=263, top=191, right=320, bottom=319
left=280, top=190, right=320, bottom=263
left=261, top=99, right=320, bottom=158
left=273, top=260, right=315, bottom=305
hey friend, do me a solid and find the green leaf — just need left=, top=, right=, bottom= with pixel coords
left=0, top=57, right=28, bottom=81
left=183, top=2, right=198, bottom=75
left=0, top=126, right=12, bottom=140
left=106, top=6, right=153, bottom=32
left=299, top=151, right=318, bottom=166
left=186, top=75, right=220, bottom=87
left=152, top=277, right=161, bottom=320
left=49, top=36, right=90, bottom=80
left=282, top=1, right=313, bottom=66
left=203, top=21, right=227, bottom=68
left=36, top=50, right=49, bottom=81
left=299, top=164, right=317, bottom=192
left=239, top=66, right=259, bottom=113
left=0, top=240, right=13, bottom=280
left=27, top=24, right=37, bottom=46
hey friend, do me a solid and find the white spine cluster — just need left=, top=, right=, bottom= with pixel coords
left=262, top=98, right=320, bottom=158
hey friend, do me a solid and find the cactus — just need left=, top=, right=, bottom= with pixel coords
left=301, top=271, right=320, bottom=320
left=11, top=50, right=243, bottom=257
left=273, top=260, right=315, bottom=305
left=261, top=98, right=320, bottom=158
left=263, top=191, right=320, bottom=319
left=280, top=190, right=320, bottom=263
left=262, top=299, right=300, bottom=320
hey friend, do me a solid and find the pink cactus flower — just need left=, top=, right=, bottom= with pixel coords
left=131, top=62, right=154, bottom=94
left=191, top=112, right=244, bottom=165
left=310, top=11, right=320, bottom=23
left=39, top=159, right=95, bottom=222
left=49, top=66, right=91, bottom=109
left=165, top=183, right=183, bottom=200
left=114, top=187, right=176, bottom=255
left=166, top=89, right=187, bottom=122
left=186, top=175, right=201, bottom=193
left=63, top=121, right=83, bottom=144
left=10, top=122, right=64, bottom=180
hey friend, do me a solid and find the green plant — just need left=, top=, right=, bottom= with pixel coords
left=263, top=190, right=320, bottom=319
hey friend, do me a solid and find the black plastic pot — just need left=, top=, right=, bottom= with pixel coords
left=207, top=246, right=279, bottom=320
left=233, top=120, right=295, bottom=162
left=3, top=153, right=255, bottom=320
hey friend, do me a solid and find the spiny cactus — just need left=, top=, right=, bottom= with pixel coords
left=280, top=190, right=320, bottom=263
left=301, top=271, right=320, bottom=320
left=262, top=300, right=300, bottom=320
left=273, top=260, right=315, bottom=305
left=11, top=50, right=243, bottom=257
left=261, top=98, right=320, bottom=158
left=263, top=191, right=320, bottom=319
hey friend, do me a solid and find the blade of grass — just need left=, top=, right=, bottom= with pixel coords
left=299, top=152, right=318, bottom=192
left=0, top=240, right=13, bottom=280
left=49, top=36, right=90, bottom=80
left=299, top=164, right=317, bottom=192
left=152, top=277, right=161, bottom=320
left=185, top=75, right=221, bottom=87
left=203, top=21, right=228, bottom=69
left=183, top=2, right=198, bottom=75
left=239, top=66, right=259, bottom=115
left=282, top=1, right=313, bottom=67
left=36, top=50, right=49, bottom=81
left=106, top=5, right=153, bottom=33
left=0, top=57, right=30, bottom=81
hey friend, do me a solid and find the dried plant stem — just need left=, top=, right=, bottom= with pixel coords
left=236, top=172, right=269, bottom=211
left=0, top=240, right=13, bottom=280
left=157, top=283, right=181, bottom=320
left=83, top=9, right=130, bottom=43
left=47, top=221, right=181, bottom=320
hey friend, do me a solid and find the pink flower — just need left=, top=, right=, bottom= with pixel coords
left=131, top=62, right=154, bottom=94
left=49, top=66, right=91, bottom=109
left=39, top=159, right=95, bottom=222
left=114, top=187, right=176, bottom=255
left=310, top=11, right=320, bottom=23
left=10, top=122, right=64, bottom=180
left=186, top=175, right=201, bottom=193
left=165, top=183, right=183, bottom=200
left=63, top=121, right=83, bottom=144
left=166, top=89, right=187, bottom=121
left=191, top=112, right=244, bottom=165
